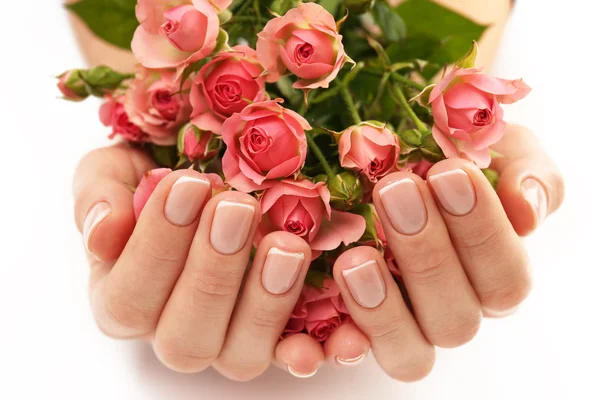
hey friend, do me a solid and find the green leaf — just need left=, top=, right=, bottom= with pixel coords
left=305, top=269, right=330, bottom=289
left=482, top=168, right=500, bottom=190
left=320, top=0, right=344, bottom=16
left=351, top=204, right=379, bottom=244
left=393, top=0, right=487, bottom=78
left=456, top=40, right=478, bottom=68
left=270, top=0, right=296, bottom=15
left=372, top=1, right=407, bottom=42
left=66, top=0, right=138, bottom=50
left=151, top=145, right=179, bottom=168
left=276, top=76, right=303, bottom=106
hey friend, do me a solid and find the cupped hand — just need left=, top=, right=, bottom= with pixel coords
left=327, top=123, right=564, bottom=381
left=73, top=144, right=370, bottom=381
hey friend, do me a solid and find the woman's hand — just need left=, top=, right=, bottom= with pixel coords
left=73, top=144, right=371, bottom=380
left=328, top=123, right=564, bottom=381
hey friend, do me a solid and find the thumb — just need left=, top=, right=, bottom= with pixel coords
left=73, top=143, right=156, bottom=261
left=491, top=124, right=565, bottom=236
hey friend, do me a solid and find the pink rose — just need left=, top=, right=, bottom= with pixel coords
left=284, top=279, right=351, bottom=342
left=179, top=123, right=221, bottom=161
left=133, top=168, right=172, bottom=220
left=221, top=99, right=310, bottom=192
left=256, top=3, right=353, bottom=90
left=258, top=179, right=366, bottom=255
left=132, top=0, right=220, bottom=71
left=430, top=67, right=531, bottom=168
left=191, top=45, right=267, bottom=134
left=125, top=69, right=192, bottom=145
left=339, top=122, right=401, bottom=182
left=99, top=96, right=147, bottom=143
left=406, top=159, right=434, bottom=179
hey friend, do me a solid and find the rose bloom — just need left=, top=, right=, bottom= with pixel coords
left=179, top=123, right=221, bottom=161
left=284, top=279, right=351, bottom=342
left=257, top=2, right=353, bottom=90
left=221, top=99, right=310, bottom=192
left=125, top=69, right=192, bottom=145
left=258, top=179, right=366, bottom=255
left=132, top=0, right=227, bottom=71
left=430, top=67, right=531, bottom=168
left=191, top=45, right=267, bottom=134
left=99, top=96, right=147, bottom=143
left=339, top=122, right=401, bottom=182
left=133, top=168, right=172, bottom=220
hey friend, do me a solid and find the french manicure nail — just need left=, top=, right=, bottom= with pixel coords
left=336, top=352, right=367, bottom=367
left=521, top=178, right=547, bottom=225
left=165, top=176, right=211, bottom=226
left=379, top=178, right=427, bottom=234
left=429, top=169, right=476, bottom=216
left=287, top=365, right=318, bottom=379
left=83, top=202, right=111, bottom=253
left=210, top=201, right=255, bottom=255
left=262, top=248, right=305, bottom=295
left=342, top=260, right=386, bottom=309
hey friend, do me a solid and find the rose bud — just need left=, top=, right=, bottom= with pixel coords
left=257, top=2, right=354, bottom=90
left=178, top=123, right=221, bottom=161
left=406, top=159, right=434, bottom=180
left=328, top=172, right=364, bottom=211
left=99, top=96, right=147, bottom=143
left=430, top=67, right=531, bottom=168
left=258, top=179, right=366, bottom=255
left=133, top=168, right=172, bottom=220
left=191, top=45, right=267, bottom=134
left=221, top=99, right=310, bottom=192
left=125, top=69, right=192, bottom=145
left=57, top=70, right=88, bottom=101
left=283, top=279, right=351, bottom=343
left=132, top=0, right=225, bottom=71
left=338, top=121, right=401, bottom=183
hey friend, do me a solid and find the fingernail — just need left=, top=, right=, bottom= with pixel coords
left=165, top=176, right=211, bottom=226
left=287, top=364, right=318, bottom=379
left=262, top=248, right=305, bottom=295
left=521, top=178, right=547, bottom=226
left=210, top=201, right=255, bottom=255
left=336, top=352, right=367, bottom=367
left=429, top=169, right=476, bottom=216
left=342, top=260, right=386, bottom=309
left=83, top=202, right=111, bottom=254
left=379, top=178, right=427, bottom=235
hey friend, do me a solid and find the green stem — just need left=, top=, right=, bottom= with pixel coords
left=391, top=73, right=426, bottom=92
left=306, top=131, right=335, bottom=180
left=339, top=85, right=362, bottom=125
left=392, top=85, right=428, bottom=134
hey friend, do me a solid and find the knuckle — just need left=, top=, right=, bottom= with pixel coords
left=214, top=358, right=269, bottom=382
left=426, top=310, right=482, bottom=348
left=402, top=250, right=453, bottom=286
left=250, top=304, right=288, bottom=331
left=153, top=337, right=217, bottom=373
left=103, top=295, right=156, bottom=336
left=453, top=222, right=504, bottom=253
left=368, top=314, right=407, bottom=343
left=480, top=267, right=532, bottom=313
left=134, top=238, right=183, bottom=267
left=387, top=347, right=436, bottom=382
left=189, top=268, right=240, bottom=303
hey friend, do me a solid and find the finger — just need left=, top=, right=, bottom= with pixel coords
left=153, top=191, right=260, bottom=373
left=323, top=323, right=370, bottom=367
left=73, top=144, right=155, bottom=261
left=491, top=124, right=565, bottom=236
left=212, top=232, right=311, bottom=382
left=372, top=172, right=482, bottom=348
left=333, top=247, right=435, bottom=382
left=274, top=333, right=325, bottom=379
left=90, top=169, right=212, bottom=338
left=427, top=159, right=532, bottom=317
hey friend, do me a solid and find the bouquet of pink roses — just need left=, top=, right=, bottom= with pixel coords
left=60, top=0, right=529, bottom=345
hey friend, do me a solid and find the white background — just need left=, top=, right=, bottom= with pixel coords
left=1, top=1, right=599, bottom=399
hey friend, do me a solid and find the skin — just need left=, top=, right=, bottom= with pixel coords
left=70, top=0, right=564, bottom=381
